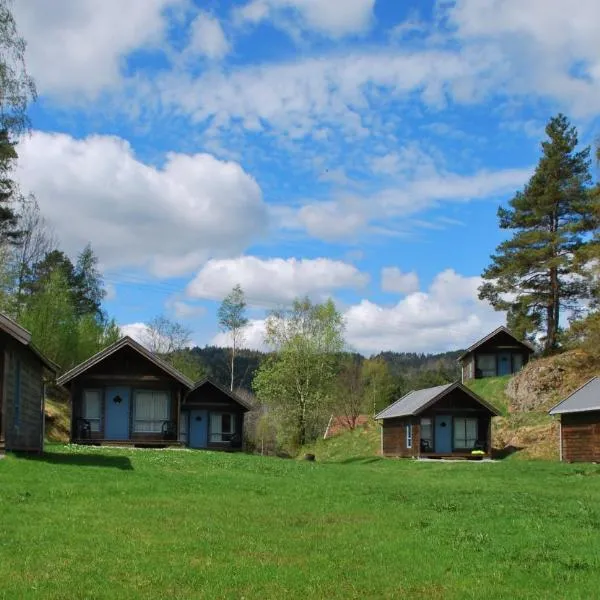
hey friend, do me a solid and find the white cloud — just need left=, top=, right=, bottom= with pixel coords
left=293, top=165, right=531, bottom=240
left=187, top=12, right=230, bottom=60
left=446, top=0, right=600, bottom=117
left=16, top=131, right=268, bottom=277
left=186, top=256, right=369, bottom=307
left=211, top=318, right=269, bottom=351
left=120, top=322, right=152, bottom=347
left=169, top=300, right=207, bottom=320
left=212, top=269, right=505, bottom=355
left=234, top=0, right=376, bottom=38
left=14, top=0, right=182, bottom=96
left=381, top=268, right=420, bottom=295
left=345, top=269, right=504, bottom=354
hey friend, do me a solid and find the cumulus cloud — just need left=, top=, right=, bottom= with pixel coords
left=14, top=0, right=182, bottom=96
left=120, top=322, right=152, bottom=347
left=234, top=0, right=376, bottom=38
left=16, top=131, right=268, bottom=277
left=208, top=269, right=504, bottom=355
left=381, top=268, right=420, bottom=295
left=186, top=12, right=230, bottom=60
left=186, top=256, right=369, bottom=308
left=210, top=318, right=269, bottom=351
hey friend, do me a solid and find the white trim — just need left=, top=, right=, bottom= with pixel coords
left=406, top=423, right=413, bottom=449
left=559, top=420, right=563, bottom=462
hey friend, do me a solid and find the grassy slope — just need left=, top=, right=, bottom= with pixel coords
left=44, top=398, right=70, bottom=443
left=3, top=446, right=600, bottom=599
left=467, top=376, right=558, bottom=460
left=302, top=424, right=380, bottom=462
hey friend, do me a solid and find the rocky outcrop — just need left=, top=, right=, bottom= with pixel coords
left=506, top=350, right=598, bottom=413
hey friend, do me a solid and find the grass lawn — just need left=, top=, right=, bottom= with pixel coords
left=2, top=446, right=600, bottom=599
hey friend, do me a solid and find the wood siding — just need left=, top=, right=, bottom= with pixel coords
left=381, top=417, right=419, bottom=458
left=560, top=412, right=600, bottom=462
left=1, top=332, right=45, bottom=452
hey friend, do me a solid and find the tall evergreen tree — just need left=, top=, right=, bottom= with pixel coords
left=479, top=114, right=596, bottom=353
left=73, top=244, right=105, bottom=319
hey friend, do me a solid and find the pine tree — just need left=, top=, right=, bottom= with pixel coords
left=479, top=114, right=596, bottom=353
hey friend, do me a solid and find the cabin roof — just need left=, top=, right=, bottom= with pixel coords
left=549, top=377, right=600, bottom=415
left=0, top=312, right=58, bottom=372
left=186, top=378, right=253, bottom=411
left=56, top=336, right=193, bottom=388
left=457, top=326, right=536, bottom=362
left=375, top=381, right=501, bottom=420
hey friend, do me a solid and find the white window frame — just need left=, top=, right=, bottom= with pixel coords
left=133, top=390, right=170, bottom=434
left=209, top=412, right=236, bottom=443
left=406, top=423, right=413, bottom=449
left=453, top=417, right=478, bottom=449
left=83, top=389, right=102, bottom=432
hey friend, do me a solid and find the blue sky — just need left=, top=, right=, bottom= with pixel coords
left=13, top=0, right=600, bottom=354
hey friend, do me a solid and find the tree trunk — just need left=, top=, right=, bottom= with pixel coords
left=230, top=336, right=235, bottom=391
left=545, top=266, right=559, bottom=353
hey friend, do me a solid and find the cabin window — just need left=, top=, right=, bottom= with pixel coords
left=420, top=418, right=432, bottom=450
left=513, top=353, right=523, bottom=373
left=134, top=391, right=170, bottom=433
left=179, top=412, right=189, bottom=444
left=476, top=354, right=496, bottom=377
left=453, top=418, right=478, bottom=449
left=405, top=423, right=413, bottom=449
left=210, top=412, right=236, bottom=443
left=13, top=358, right=21, bottom=427
left=83, top=389, right=102, bottom=432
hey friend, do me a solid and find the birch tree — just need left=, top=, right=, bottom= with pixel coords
left=217, top=284, right=248, bottom=391
left=253, top=297, right=345, bottom=448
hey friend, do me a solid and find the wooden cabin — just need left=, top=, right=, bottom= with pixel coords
left=376, top=382, right=500, bottom=459
left=549, top=377, right=600, bottom=462
left=458, top=326, right=535, bottom=382
left=57, top=336, right=249, bottom=450
left=181, top=379, right=250, bottom=450
left=0, top=312, right=58, bottom=453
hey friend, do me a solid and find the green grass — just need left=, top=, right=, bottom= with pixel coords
left=467, top=375, right=512, bottom=414
left=3, top=446, right=600, bottom=599
left=302, top=423, right=380, bottom=461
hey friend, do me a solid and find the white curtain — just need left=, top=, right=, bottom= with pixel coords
left=210, top=413, right=234, bottom=442
left=454, top=418, right=478, bottom=449
left=83, top=390, right=102, bottom=432
left=134, top=391, right=169, bottom=433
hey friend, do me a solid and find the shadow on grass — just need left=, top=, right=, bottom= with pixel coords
left=492, top=445, right=524, bottom=460
left=336, top=456, right=385, bottom=465
left=15, top=451, right=134, bottom=471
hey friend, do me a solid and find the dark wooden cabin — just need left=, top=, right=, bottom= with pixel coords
left=181, top=379, right=251, bottom=450
left=57, top=336, right=193, bottom=447
left=549, top=377, right=600, bottom=462
left=458, top=326, right=535, bottom=382
left=375, top=382, right=500, bottom=459
left=58, top=336, right=250, bottom=450
left=0, top=312, right=58, bottom=453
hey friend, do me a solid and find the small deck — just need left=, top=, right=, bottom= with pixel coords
left=419, top=452, right=489, bottom=460
left=73, top=439, right=185, bottom=449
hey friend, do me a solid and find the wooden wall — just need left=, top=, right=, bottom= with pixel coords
left=381, top=417, right=419, bottom=458
left=2, top=333, right=45, bottom=452
left=561, top=412, right=600, bottom=462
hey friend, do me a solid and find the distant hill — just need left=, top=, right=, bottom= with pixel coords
left=189, top=346, right=465, bottom=393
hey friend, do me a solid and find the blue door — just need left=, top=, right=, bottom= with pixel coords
left=189, top=409, right=208, bottom=448
left=498, top=352, right=511, bottom=376
left=435, top=415, right=452, bottom=453
left=104, top=387, right=130, bottom=440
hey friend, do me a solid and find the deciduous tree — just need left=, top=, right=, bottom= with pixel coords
left=217, top=284, right=248, bottom=391
left=253, top=297, right=345, bottom=448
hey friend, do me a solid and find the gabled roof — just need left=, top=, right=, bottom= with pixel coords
left=56, top=336, right=193, bottom=388
left=185, top=377, right=253, bottom=411
left=549, top=377, right=600, bottom=415
left=0, top=312, right=58, bottom=372
left=457, top=326, right=536, bottom=361
left=375, top=381, right=501, bottom=420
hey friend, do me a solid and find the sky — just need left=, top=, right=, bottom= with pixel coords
left=11, top=0, right=600, bottom=356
